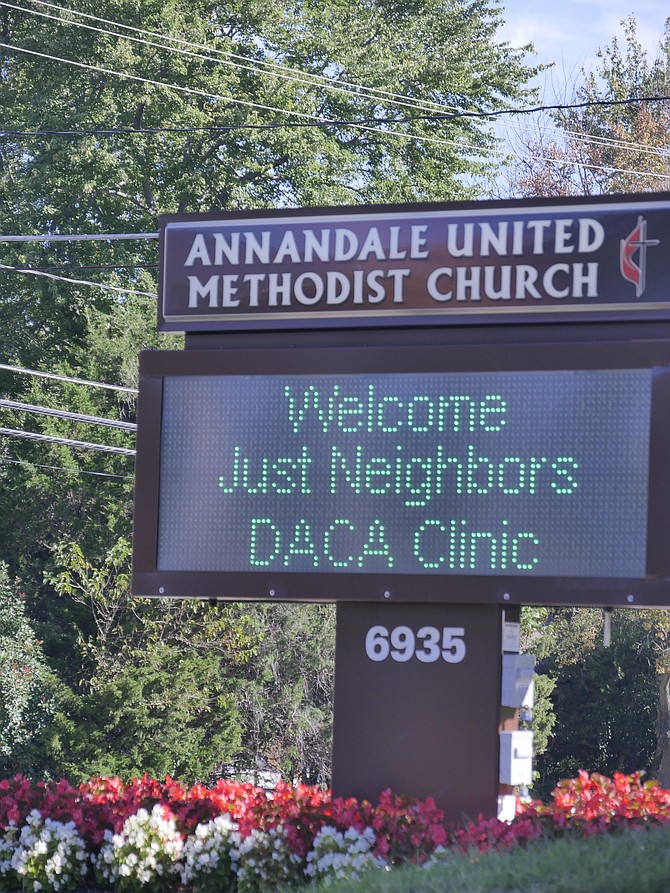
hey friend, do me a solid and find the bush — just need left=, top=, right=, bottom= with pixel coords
left=0, top=770, right=668, bottom=892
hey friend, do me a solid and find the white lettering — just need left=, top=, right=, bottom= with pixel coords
left=543, top=264, right=571, bottom=298
left=327, top=271, right=350, bottom=304
left=244, top=231, right=271, bottom=264
left=268, top=273, right=292, bottom=306
left=185, top=234, right=212, bottom=266
left=515, top=265, right=541, bottom=299
left=244, top=273, right=265, bottom=307
left=480, top=222, right=508, bottom=256
left=456, top=266, right=481, bottom=301
left=303, top=229, right=330, bottom=262
left=388, top=226, right=407, bottom=260
left=526, top=219, right=552, bottom=254
left=188, top=274, right=218, bottom=307
left=410, top=225, right=429, bottom=259
left=221, top=275, right=239, bottom=307
left=387, top=268, right=411, bottom=303
left=213, top=232, right=240, bottom=265
left=334, top=228, right=358, bottom=261
left=294, top=272, right=323, bottom=305
left=572, top=262, right=599, bottom=297
left=554, top=219, right=574, bottom=254
left=274, top=231, right=301, bottom=263
left=358, top=227, right=386, bottom=261
left=578, top=219, right=605, bottom=253
left=427, top=267, right=453, bottom=302
left=447, top=223, right=474, bottom=257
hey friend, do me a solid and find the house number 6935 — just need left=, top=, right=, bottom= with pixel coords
left=364, top=625, right=466, bottom=663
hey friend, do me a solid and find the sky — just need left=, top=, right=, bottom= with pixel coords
left=497, top=0, right=669, bottom=100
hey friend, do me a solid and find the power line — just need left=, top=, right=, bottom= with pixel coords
left=0, top=43, right=666, bottom=181
left=4, top=0, right=455, bottom=117
left=5, top=2, right=670, bottom=179
left=14, top=0, right=463, bottom=117
left=0, top=425, right=136, bottom=455
left=7, top=0, right=670, bottom=163
left=25, top=263, right=158, bottom=272
left=5, top=115, right=669, bottom=180
left=0, top=398, right=136, bottom=430
left=0, top=362, right=138, bottom=394
left=0, top=41, right=493, bottom=154
left=1, top=90, right=669, bottom=136
left=0, top=233, right=157, bottom=242
left=501, top=114, right=670, bottom=161
left=0, top=262, right=157, bottom=298
left=0, top=455, right=133, bottom=479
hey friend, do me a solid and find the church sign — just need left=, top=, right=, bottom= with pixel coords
left=158, top=193, right=670, bottom=332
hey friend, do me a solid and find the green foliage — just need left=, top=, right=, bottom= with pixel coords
left=233, top=603, right=336, bottom=785
left=530, top=609, right=659, bottom=800
left=34, top=646, right=242, bottom=782
left=19, top=539, right=262, bottom=782
left=0, top=564, right=57, bottom=765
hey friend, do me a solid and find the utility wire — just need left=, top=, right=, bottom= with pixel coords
left=0, top=233, right=157, bottom=242
left=26, top=263, right=157, bottom=272
left=0, top=455, right=133, bottom=479
left=0, top=362, right=138, bottom=394
left=0, top=425, right=136, bottom=455
left=14, top=0, right=465, bottom=116
left=0, top=398, right=137, bottom=430
left=2, top=90, right=670, bottom=133
left=0, top=41, right=495, bottom=154
left=9, top=0, right=670, bottom=165
left=5, top=2, right=670, bottom=174
left=0, top=262, right=157, bottom=298
left=503, top=114, right=670, bottom=161
left=2, top=0, right=458, bottom=116
left=0, top=59, right=665, bottom=180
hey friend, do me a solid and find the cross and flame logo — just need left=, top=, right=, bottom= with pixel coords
left=620, top=215, right=659, bottom=298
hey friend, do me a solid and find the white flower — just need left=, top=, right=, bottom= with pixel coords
left=180, top=814, right=240, bottom=889
left=305, top=825, right=386, bottom=885
left=93, top=803, right=183, bottom=890
left=9, top=810, right=88, bottom=893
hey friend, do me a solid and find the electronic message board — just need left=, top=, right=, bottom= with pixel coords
left=131, top=339, right=670, bottom=606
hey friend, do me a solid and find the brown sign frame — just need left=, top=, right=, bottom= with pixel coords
left=158, top=191, right=670, bottom=332
left=132, top=334, right=670, bottom=608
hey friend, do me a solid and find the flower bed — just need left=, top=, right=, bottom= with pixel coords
left=0, top=770, right=668, bottom=892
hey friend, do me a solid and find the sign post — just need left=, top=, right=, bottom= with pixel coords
left=332, top=603, right=502, bottom=823
left=132, top=191, right=670, bottom=823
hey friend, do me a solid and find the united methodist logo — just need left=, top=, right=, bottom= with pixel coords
left=620, top=216, right=659, bottom=298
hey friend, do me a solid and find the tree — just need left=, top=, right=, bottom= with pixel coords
left=232, top=603, right=336, bottom=786
left=17, top=539, right=263, bottom=782
left=0, top=0, right=538, bottom=781
left=0, top=564, right=58, bottom=773
left=506, top=16, right=670, bottom=197
left=528, top=609, right=660, bottom=800
left=502, top=16, right=670, bottom=797
left=0, top=0, right=537, bottom=609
